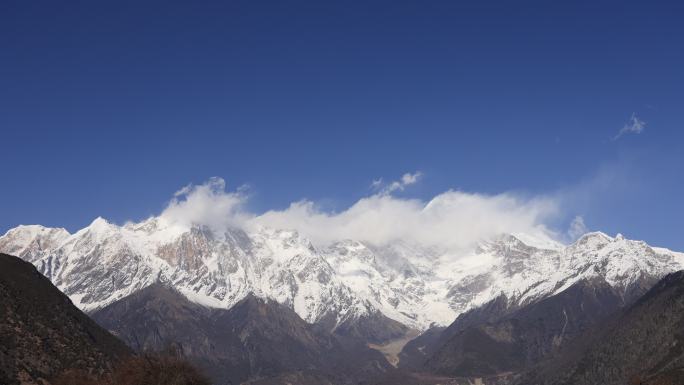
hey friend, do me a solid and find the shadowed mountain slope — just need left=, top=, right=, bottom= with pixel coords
left=399, top=294, right=514, bottom=371
left=519, top=270, right=684, bottom=385
left=92, top=283, right=393, bottom=384
left=393, top=276, right=633, bottom=383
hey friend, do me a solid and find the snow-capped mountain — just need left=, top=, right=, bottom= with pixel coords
left=1, top=218, right=683, bottom=331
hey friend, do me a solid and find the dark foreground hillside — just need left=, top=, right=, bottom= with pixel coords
left=0, top=253, right=130, bottom=385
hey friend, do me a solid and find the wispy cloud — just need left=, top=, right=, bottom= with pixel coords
left=567, top=215, right=588, bottom=240
left=372, top=171, right=423, bottom=194
left=613, top=113, right=646, bottom=140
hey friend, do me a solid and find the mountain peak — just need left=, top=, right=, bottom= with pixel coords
left=574, top=231, right=612, bottom=245
left=89, top=216, right=110, bottom=228
left=4, top=224, right=70, bottom=238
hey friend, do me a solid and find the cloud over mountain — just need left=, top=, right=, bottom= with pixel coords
left=158, top=176, right=560, bottom=252
left=160, top=177, right=250, bottom=233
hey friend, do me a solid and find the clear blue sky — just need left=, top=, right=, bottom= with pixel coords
left=2, top=0, right=683, bottom=248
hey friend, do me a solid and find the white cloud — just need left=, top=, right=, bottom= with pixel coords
left=160, top=177, right=251, bottom=233
left=252, top=190, right=557, bottom=250
left=613, top=113, right=646, bottom=140
left=373, top=171, right=423, bottom=194
left=567, top=215, right=588, bottom=240
left=401, top=172, right=421, bottom=185
left=157, top=176, right=560, bottom=253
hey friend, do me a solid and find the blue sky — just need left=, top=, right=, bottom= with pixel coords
left=1, top=0, right=683, bottom=249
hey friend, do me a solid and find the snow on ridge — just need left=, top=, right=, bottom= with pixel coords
left=0, top=217, right=682, bottom=331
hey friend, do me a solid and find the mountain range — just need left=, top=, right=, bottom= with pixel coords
left=2, top=217, right=682, bottom=332
left=2, top=217, right=684, bottom=384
